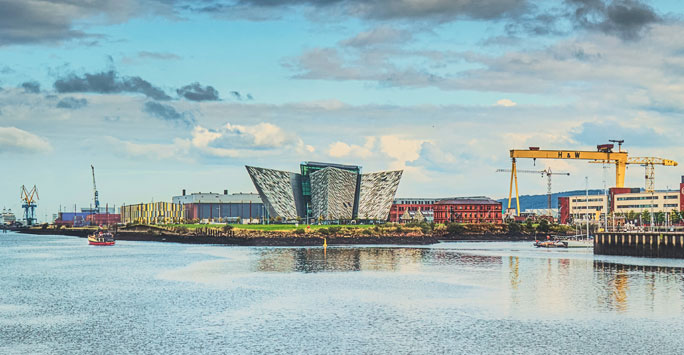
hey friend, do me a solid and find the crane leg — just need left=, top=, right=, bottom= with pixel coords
left=508, top=160, right=515, bottom=213
left=514, top=161, right=520, bottom=216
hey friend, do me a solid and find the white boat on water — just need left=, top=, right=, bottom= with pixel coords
left=564, top=239, right=593, bottom=248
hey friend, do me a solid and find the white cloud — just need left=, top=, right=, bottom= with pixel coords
left=495, top=99, right=517, bottom=107
left=0, top=126, right=52, bottom=154
left=379, top=135, right=424, bottom=169
left=328, top=136, right=375, bottom=158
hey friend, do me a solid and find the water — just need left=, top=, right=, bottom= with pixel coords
left=3, top=232, right=684, bottom=354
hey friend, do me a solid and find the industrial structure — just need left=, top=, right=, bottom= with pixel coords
left=120, top=202, right=184, bottom=225
left=246, top=162, right=402, bottom=222
left=497, top=167, right=569, bottom=217
left=172, top=190, right=264, bottom=223
left=589, top=157, right=678, bottom=192
left=506, top=144, right=628, bottom=216
left=20, top=185, right=39, bottom=226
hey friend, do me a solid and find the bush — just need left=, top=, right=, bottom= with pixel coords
left=327, top=226, right=342, bottom=235
left=362, top=229, right=374, bottom=236
left=175, top=226, right=189, bottom=234
left=318, top=228, right=331, bottom=236
left=222, top=225, right=233, bottom=233
left=538, top=219, right=550, bottom=233
left=508, top=221, right=522, bottom=234
left=294, top=228, right=305, bottom=235
left=446, top=223, right=465, bottom=235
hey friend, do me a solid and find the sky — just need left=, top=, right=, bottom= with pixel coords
left=2, top=0, right=684, bottom=221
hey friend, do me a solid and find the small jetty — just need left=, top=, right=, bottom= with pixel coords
left=595, top=231, right=684, bottom=258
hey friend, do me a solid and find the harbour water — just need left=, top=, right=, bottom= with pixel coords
left=3, top=232, right=684, bottom=354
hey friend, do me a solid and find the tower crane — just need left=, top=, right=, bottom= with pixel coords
left=496, top=168, right=570, bottom=216
left=589, top=157, right=678, bottom=192
left=91, top=165, right=100, bottom=211
left=20, top=185, right=39, bottom=226
left=505, top=144, right=628, bottom=216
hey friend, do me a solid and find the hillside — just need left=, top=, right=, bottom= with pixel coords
left=497, top=189, right=604, bottom=211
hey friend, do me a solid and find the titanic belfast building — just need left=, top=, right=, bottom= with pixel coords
left=246, top=162, right=402, bottom=222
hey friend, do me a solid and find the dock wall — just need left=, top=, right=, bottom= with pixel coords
left=595, top=232, right=684, bottom=258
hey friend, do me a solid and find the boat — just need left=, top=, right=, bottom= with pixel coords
left=534, top=240, right=566, bottom=248
left=88, top=230, right=115, bottom=246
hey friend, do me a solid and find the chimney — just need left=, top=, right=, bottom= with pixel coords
left=224, top=189, right=228, bottom=195
left=182, top=189, right=186, bottom=196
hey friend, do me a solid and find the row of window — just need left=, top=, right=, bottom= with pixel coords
left=571, top=198, right=605, bottom=203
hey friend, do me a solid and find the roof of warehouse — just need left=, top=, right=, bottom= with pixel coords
left=434, top=197, right=501, bottom=205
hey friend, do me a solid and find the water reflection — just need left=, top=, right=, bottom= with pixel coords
left=593, top=261, right=684, bottom=313
left=252, top=247, right=502, bottom=273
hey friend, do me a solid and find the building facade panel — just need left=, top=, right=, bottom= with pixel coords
left=357, top=170, right=403, bottom=220
left=246, top=166, right=300, bottom=220
left=310, top=167, right=357, bottom=220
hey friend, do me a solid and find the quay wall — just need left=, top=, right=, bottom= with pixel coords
left=595, top=232, right=684, bottom=258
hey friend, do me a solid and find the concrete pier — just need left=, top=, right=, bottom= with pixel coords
left=595, top=232, right=684, bottom=258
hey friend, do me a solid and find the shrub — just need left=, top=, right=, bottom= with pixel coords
left=446, top=223, right=465, bottom=235
left=294, top=228, right=305, bottom=235
left=318, top=228, right=331, bottom=236
left=362, top=229, right=374, bottom=236
left=328, top=226, right=342, bottom=235
left=508, top=221, right=522, bottom=234
left=538, top=219, right=550, bottom=233
left=222, top=225, right=233, bottom=233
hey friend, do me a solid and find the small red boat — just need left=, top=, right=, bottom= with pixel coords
left=88, top=231, right=115, bottom=246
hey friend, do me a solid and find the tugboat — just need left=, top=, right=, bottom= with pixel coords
left=88, top=227, right=115, bottom=246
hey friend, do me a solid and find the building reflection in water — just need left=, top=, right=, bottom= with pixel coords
left=252, top=247, right=501, bottom=273
left=593, top=261, right=684, bottom=313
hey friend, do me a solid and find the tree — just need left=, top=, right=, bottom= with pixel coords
left=626, top=210, right=638, bottom=223
left=655, top=211, right=666, bottom=225
left=508, top=221, right=521, bottom=235
left=641, top=210, right=651, bottom=225
left=538, top=219, right=550, bottom=233
left=671, top=209, right=682, bottom=224
left=525, top=218, right=534, bottom=231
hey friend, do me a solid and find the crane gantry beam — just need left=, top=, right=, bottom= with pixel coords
left=589, top=157, right=678, bottom=192
left=506, top=147, right=629, bottom=216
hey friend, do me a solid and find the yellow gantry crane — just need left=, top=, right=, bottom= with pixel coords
left=589, top=157, right=678, bottom=192
left=506, top=144, right=628, bottom=216
left=496, top=168, right=569, bottom=217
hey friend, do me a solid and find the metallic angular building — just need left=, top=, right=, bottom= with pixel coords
left=246, top=162, right=402, bottom=221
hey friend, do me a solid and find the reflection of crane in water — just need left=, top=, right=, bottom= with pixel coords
left=20, top=185, right=39, bottom=226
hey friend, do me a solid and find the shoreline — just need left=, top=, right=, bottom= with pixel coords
left=16, top=228, right=541, bottom=246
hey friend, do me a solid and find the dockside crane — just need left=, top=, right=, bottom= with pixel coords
left=589, top=157, right=678, bottom=192
left=506, top=144, right=628, bottom=216
left=91, top=165, right=100, bottom=211
left=496, top=168, right=570, bottom=217
left=20, top=185, right=39, bottom=226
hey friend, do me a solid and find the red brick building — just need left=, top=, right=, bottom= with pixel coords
left=388, top=198, right=441, bottom=223
left=433, top=197, right=503, bottom=224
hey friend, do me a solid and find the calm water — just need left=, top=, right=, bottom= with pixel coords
left=3, top=232, right=684, bottom=354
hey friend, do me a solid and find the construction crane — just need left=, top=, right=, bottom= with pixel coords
left=20, top=185, right=39, bottom=226
left=91, top=165, right=100, bottom=211
left=506, top=144, right=628, bottom=216
left=496, top=168, right=570, bottom=216
left=589, top=157, right=678, bottom=192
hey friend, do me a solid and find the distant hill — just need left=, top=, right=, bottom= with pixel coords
left=497, top=189, right=604, bottom=211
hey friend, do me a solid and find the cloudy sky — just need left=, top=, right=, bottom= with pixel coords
left=2, top=0, right=684, bottom=220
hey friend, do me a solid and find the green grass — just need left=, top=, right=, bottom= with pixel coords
left=161, top=223, right=375, bottom=231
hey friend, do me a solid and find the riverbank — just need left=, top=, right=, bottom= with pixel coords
left=16, top=225, right=549, bottom=246
left=17, top=228, right=439, bottom=246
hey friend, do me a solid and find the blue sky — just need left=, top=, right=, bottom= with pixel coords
left=2, top=0, right=684, bottom=221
